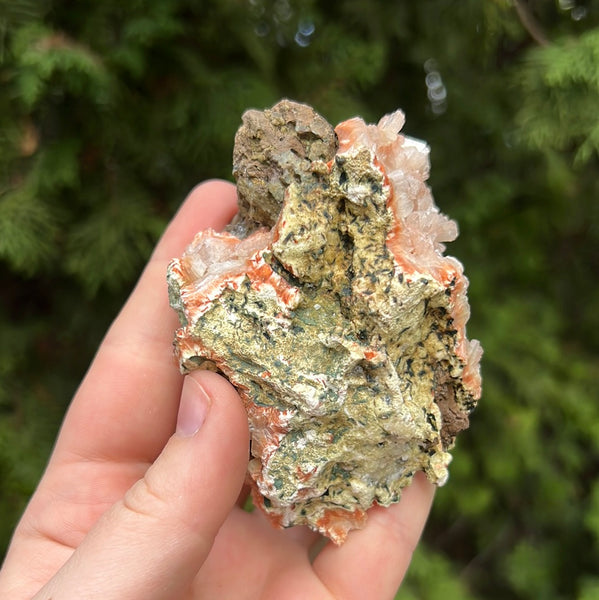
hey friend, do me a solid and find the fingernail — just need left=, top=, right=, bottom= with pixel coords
left=176, top=377, right=211, bottom=437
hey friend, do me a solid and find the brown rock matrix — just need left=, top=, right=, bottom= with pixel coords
left=167, top=100, right=482, bottom=544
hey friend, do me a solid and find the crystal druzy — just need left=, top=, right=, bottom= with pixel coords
left=167, top=100, right=482, bottom=544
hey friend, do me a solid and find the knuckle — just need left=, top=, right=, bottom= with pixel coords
left=122, top=475, right=170, bottom=522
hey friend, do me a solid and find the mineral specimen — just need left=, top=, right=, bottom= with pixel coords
left=167, top=100, right=482, bottom=544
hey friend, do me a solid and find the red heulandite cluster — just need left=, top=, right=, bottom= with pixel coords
left=168, top=101, right=482, bottom=544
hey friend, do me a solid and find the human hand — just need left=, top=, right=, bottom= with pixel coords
left=0, top=181, right=434, bottom=600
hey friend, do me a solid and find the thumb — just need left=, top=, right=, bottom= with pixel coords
left=34, top=371, right=250, bottom=600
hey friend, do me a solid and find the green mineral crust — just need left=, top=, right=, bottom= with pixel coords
left=167, top=100, right=482, bottom=544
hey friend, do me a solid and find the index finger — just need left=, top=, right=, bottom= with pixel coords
left=52, top=180, right=238, bottom=465
left=313, top=473, right=435, bottom=600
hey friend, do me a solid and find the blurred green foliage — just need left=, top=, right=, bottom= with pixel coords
left=1, top=0, right=598, bottom=597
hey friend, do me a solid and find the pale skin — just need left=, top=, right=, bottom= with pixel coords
left=0, top=180, right=435, bottom=600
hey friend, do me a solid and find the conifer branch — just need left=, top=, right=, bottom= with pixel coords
left=514, top=0, right=550, bottom=47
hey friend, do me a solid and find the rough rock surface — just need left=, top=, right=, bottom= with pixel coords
left=167, top=100, right=482, bottom=544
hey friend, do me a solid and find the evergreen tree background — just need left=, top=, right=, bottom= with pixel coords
left=1, top=0, right=598, bottom=597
